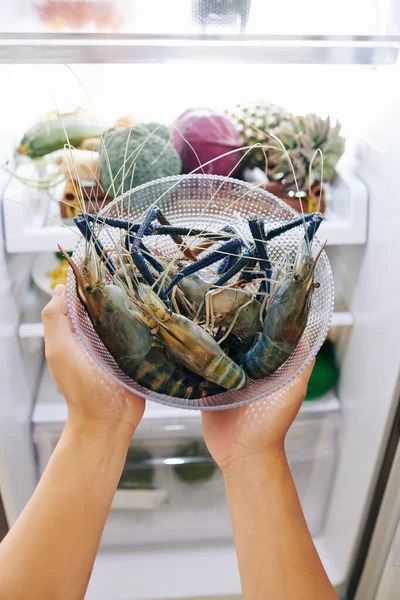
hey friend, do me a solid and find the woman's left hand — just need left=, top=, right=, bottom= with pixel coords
left=42, top=284, right=145, bottom=434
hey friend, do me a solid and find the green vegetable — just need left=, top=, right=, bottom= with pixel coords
left=305, top=339, right=339, bottom=400
left=99, top=122, right=181, bottom=198
left=18, top=111, right=106, bottom=159
left=55, top=250, right=72, bottom=261
left=118, top=448, right=154, bottom=490
left=173, top=441, right=216, bottom=483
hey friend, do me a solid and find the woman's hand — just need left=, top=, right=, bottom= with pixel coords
left=0, top=284, right=146, bottom=600
left=202, top=361, right=314, bottom=473
left=202, top=361, right=338, bottom=600
left=42, top=284, right=145, bottom=434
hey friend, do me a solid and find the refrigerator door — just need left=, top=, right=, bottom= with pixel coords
left=0, top=142, right=37, bottom=525
left=375, top=525, right=400, bottom=600
left=354, top=439, right=400, bottom=600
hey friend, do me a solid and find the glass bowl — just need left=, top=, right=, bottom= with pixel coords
left=67, top=174, right=334, bottom=410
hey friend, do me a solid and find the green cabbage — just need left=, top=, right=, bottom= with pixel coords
left=99, top=123, right=181, bottom=198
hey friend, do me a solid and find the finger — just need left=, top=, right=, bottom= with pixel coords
left=55, top=283, right=77, bottom=332
left=56, top=284, right=69, bottom=317
left=298, top=358, right=316, bottom=387
left=42, top=285, right=76, bottom=362
left=284, top=359, right=315, bottom=405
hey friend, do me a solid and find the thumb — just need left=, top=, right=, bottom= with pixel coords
left=42, top=285, right=75, bottom=362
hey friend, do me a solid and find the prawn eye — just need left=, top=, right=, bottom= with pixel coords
left=85, top=285, right=93, bottom=293
left=294, top=273, right=302, bottom=283
left=313, top=282, right=320, bottom=289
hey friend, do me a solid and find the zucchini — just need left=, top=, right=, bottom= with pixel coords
left=17, top=111, right=107, bottom=158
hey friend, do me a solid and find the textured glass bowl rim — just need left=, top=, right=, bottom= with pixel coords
left=67, top=173, right=335, bottom=411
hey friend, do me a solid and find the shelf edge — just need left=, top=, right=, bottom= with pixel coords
left=0, top=36, right=397, bottom=65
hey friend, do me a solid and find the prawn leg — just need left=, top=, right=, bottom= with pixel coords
left=166, top=237, right=244, bottom=294
left=74, top=214, right=117, bottom=275
left=194, top=246, right=258, bottom=322
left=249, top=217, right=272, bottom=296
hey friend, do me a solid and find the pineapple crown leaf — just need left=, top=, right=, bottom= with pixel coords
left=225, top=103, right=345, bottom=187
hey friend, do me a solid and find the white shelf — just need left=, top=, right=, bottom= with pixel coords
left=8, top=225, right=80, bottom=254
left=2, top=161, right=79, bottom=253
left=331, top=311, right=354, bottom=327
left=19, top=322, right=44, bottom=338
left=3, top=162, right=368, bottom=253
left=0, top=34, right=398, bottom=65
left=112, top=489, right=169, bottom=511
left=32, top=364, right=340, bottom=426
left=20, top=310, right=353, bottom=339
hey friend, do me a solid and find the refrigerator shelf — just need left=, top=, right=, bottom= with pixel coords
left=33, top=398, right=340, bottom=553
left=3, top=163, right=368, bottom=253
left=32, top=359, right=340, bottom=549
left=331, top=311, right=354, bottom=327
left=112, top=489, right=169, bottom=511
left=18, top=282, right=354, bottom=338
left=0, top=34, right=398, bottom=66
left=32, top=363, right=340, bottom=426
left=19, top=309, right=354, bottom=339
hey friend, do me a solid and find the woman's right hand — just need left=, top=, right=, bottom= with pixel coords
left=201, top=361, right=314, bottom=474
left=202, top=361, right=338, bottom=600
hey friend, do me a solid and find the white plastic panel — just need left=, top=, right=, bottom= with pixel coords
left=318, top=63, right=400, bottom=591
left=356, top=442, right=400, bottom=599
left=2, top=164, right=368, bottom=253
left=0, top=138, right=37, bottom=525
left=16, top=310, right=355, bottom=337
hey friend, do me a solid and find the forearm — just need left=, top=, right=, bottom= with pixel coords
left=0, top=418, right=134, bottom=600
left=224, top=449, right=338, bottom=600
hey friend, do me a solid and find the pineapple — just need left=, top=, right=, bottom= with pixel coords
left=226, top=101, right=292, bottom=169
left=267, top=114, right=345, bottom=191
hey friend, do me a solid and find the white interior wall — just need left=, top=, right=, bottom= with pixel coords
left=322, top=56, right=400, bottom=586
left=0, top=63, right=393, bottom=144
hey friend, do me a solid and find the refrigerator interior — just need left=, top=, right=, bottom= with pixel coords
left=33, top=365, right=340, bottom=547
left=1, top=8, right=400, bottom=598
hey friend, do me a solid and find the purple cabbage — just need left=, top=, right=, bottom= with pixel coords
left=173, top=108, right=242, bottom=177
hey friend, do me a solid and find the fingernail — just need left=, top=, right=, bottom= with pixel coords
left=53, top=284, right=65, bottom=297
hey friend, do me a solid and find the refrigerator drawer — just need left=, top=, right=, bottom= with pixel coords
left=101, top=449, right=338, bottom=548
left=33, top=399, right=340, bottom=547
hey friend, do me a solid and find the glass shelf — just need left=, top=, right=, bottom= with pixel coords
left=0, top=0, right=399, bottom=64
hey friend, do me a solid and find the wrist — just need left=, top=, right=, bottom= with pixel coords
left=65, top=414, right=135, bottom=449
left=222, top=445, right=287, bottom=485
